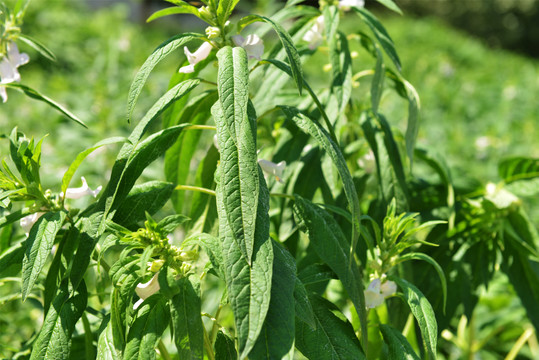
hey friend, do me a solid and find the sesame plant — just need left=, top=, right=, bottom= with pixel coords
left=1, top=0, right=539, bottom=359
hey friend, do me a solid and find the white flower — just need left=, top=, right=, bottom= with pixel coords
left=303, top=16, right=325, bottom=50
left=364, top=278, right=397, bottom=308
left=232, top=34, right=264, bottom=60
left=134, top=273, right=160, bottom=310
left=20, top=212, right=45, bottom=236
left=358, top=149, right=375, bottom=174
left=179, top=41, right=213, bottom=74
left=64, top=176, right=102, bottom=199
left=0, top=42, right=30, bottom=103
left=258, top=159, right=286, bottom=184
left=338, top=0, right=365, bottom=11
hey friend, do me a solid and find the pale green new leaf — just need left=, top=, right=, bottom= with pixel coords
left=22, top=211, right=66, bottom=301
left=295, top=294, right=366, bottom=359
left=124, top=295, right=169, bottom=360
left=392, top=277, right=437, bottom=359
left=126, top=33, right=203, bottom=122
left=379, top=324, right=420, bottom=360
left=214, top=46, right=258, bottom=264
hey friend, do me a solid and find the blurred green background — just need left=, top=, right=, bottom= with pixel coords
left=1, top=0, right=538, bottom=358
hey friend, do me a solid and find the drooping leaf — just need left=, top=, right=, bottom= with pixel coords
left=170, top=276, right=204, bottom=360
left=5, top=83, right=86, bottom=128
left=391, top=277, right=437, bottom=359
left=213, top=46, right=259, bottom=264
left=379, top=324, right=420, bottom=360
left=21, top=211, right=66, bottom=301
left=295, top=294, right=366, bottom=360
left=127, top=33, right=203, bottom=122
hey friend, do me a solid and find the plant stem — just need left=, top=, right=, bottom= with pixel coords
left=203, top=326, right=216, bottom=360
left=270, top=192, right=294, bottom=200
left=158, top=340, right=173, bottom=360
left=185, top=124, right=216, bottom=131
left=175, top=185, right=216, bottom=196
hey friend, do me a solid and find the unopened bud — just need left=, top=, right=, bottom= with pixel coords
left=205, top=26, right=221, bottom=39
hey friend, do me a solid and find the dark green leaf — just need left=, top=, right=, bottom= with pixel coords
left=379, top=324, right=420, bottom=360
left=214, top=331, right=237, bottom=360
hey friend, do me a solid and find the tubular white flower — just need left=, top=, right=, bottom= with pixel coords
left=0, top=42, right=30, bottom=103
left=232, top=34, right=264, bottom=60
left=20, top=212, right=45, bottom=236
left=65, top=176, right=102, bottom=199
left=258, top=159, right=286, bottom=184
left=339, top=0, right=365, bottom=11
left=134, top=273, right=160, bottom=310
left=179, top=41, right=213, bottom=74
left=303, top=16, right=325, bottom=50
left=364, top=278, right=385, bottom=308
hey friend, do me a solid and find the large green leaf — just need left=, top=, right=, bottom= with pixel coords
left=379, top=324, right=420, bottom=360
left=112, top=181, right=175, bottom=226
left=215, top=166, right=273, bottom=359
left=124, top=295, right=169, bottom=360
left=127, top=33, right=202, bottom=122
left=21, top=211, right=66, bottom=301
left=293, top=196, right=367, bottom=346
left=391, top=277, right=437, bottom=359
left=295, top=294, right=366, bottom=360
left=30, top=281, right=87, bottom=360
left=250, top=241, right=296, bottom=359
left=213, top=46, right=259, bottom=264
left=170, top=276, right=204, bottom=360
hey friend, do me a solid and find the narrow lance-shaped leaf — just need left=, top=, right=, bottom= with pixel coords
left=371, top=46, right=385, bottom=114
left=214, top=46, right=259, bottom=264
left=239, top=15, right=304, bottom=94
left=5, top=83, right=86, bottom=128
left=293, top=196, right=367, bottom=347
left=217, top=0, right=240, bottom=26
left=22, top=211, right=67, bottom=301
left=147, top=3, right=200, bottom=23
left=126, top=33, right=203, bottom=122
left=379, top=324, right=420, bottom=360
left=391, top=277, right=437, bottom=359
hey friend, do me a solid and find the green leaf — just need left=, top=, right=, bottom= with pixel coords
left=375, top=0, right=403, bottom=15
left=18, top=34, right=56, bottom=61
left=214, top=331, right=237, bottom=360
left=170, top=276, right=204, bottom=359
left=126, top=33, right=203, bottom=122
left=216, top=0, right=240, bottom=26
left=147, top=4, right=199, bottom=23
left=239, top=15, right=304, bottom=95
left=0, top=240, right=25, bottom=278
left=499, top=157, right=539, bottom=184
left=250, top=241, right=296, bottom=359
left=97, top=319, right=122, bottom=360
left=379, top=324, right=420, bottom=360
left=5, top=83, right=86, bottom=128
left=112, top=181, right=175, bottom=226
left=213, top=46, right=259, bottom=264
left=124, top=295, right=169, bottom=360
left=61, top=137, right=125, bottom=195
left=215, top=166, right=273, bottom=359
left=353, top=7, right=401, bottom=71
left=371, top=46, right=385, bottom=113
left=30, top=280, right=88, bottom=360
left=21, top=211, right=66, bottom=301
left=293, top=196, right=367, bottom=346
left=396, top=252, right=447, bottom=312
left=294, top=278, right=316, bottom=329
left=281, top=106, right=361, bottom=259
left=295, top=294, right=366, bottom=360
left=391, top=277, right=437, bottom=359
